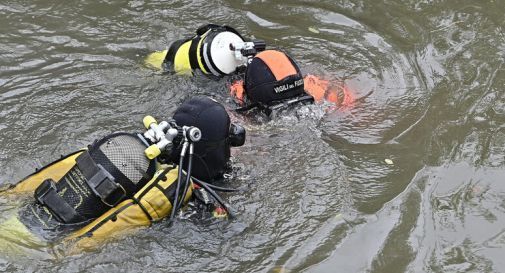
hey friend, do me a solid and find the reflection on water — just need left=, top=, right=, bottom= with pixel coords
left=1, top=0, right=505, bottom=272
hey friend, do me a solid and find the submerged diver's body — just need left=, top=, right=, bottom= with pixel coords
left=0, top=96, right=245, bottom=255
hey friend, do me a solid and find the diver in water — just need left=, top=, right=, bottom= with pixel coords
left=227, top=49, right=346, bottom=115
left=145, top=24, right=352, bottom=115
left=0, top=96, right=245, bottom=254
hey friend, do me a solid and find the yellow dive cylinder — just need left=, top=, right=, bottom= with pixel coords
left=145, top=24, right=247, bottom=76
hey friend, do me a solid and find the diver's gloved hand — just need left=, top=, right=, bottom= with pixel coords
left=182, top=185, right=228, bottom=219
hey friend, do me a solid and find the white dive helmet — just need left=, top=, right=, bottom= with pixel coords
left=202, top=30, right=246, bottom=76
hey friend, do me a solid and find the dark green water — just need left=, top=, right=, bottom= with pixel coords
left=1, top=0, right=505, bottom=272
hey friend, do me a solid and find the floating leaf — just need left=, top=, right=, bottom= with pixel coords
left=308, top=27, right=320, bottom=34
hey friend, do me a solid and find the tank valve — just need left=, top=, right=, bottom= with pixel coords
left=143, top=116, right=169, bottom=143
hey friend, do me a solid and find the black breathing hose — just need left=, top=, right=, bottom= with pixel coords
left=170, top=148, right=185, bottom=220
left=169, top=130, right=237, bottom=220
left=192, top=177, right=236, bottom=218
left=176, top=150, right=193, bottom=213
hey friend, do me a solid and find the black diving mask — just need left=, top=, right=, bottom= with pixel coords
left=228, top=123, right=246, bottom=147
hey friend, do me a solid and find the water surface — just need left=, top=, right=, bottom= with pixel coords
left=1, top=0, right=505, bottom=272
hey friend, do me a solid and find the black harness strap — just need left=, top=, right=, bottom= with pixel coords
left=131, top=196, right=154, bottom=222
left=34, top=179, right=85, bottom=223
left=76, top=151, right=126, bottom=207
left=136, top=167, right=173, bottom=201
left=161, top=176, right=182, bottom=206
left=131, top=168, right=176, bottom=222
left=199, top=38, right=212, bottom=74
left=163, top=38, right=190, bottom=67
left=76, top=151, right=99, bottom=178
left=188, top=36, right=202, bottom=70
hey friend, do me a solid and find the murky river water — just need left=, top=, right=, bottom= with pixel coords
left=1, top=0, right=505, bottom=272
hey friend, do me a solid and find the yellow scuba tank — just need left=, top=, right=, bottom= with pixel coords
left=145, top=24, right=251, bottom=76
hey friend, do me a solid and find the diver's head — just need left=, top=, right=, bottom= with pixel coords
left=171, top=96, right=245, bottom=182
left=243, top=50, right=306, bottom=106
